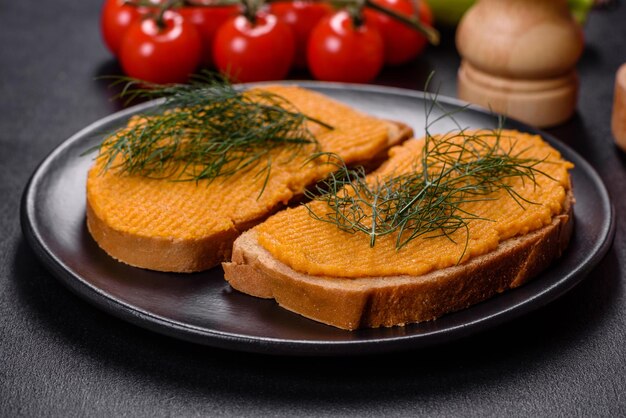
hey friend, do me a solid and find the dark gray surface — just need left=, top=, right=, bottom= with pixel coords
left=2, top=0, right=625, bottom=416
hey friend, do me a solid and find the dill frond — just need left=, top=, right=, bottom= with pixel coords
left=306, top=129, right=547, bottom=254
left=304, top=88, right=553, bottom=256
left=94, top=73, right=332, bottom=188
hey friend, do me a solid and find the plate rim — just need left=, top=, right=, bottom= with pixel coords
left=20, top=81, right=616, bottom=356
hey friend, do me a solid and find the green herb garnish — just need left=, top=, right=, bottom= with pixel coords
left=305, top=126, right=551, bottom=258
left=95, top=73, right=332, bottom=192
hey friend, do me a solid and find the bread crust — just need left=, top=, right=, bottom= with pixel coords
left=223, top=189, right=574, bottom=330
left=86, top=120, right=412, bottom=272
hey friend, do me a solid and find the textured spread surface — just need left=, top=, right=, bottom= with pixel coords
left=257, top=131, right=572, bottom=278
left=87, top=85, right=392, bottom=241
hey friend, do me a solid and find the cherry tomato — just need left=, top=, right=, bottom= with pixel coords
left=100, top=0, right=164, bottom=56
left=364, top=0, right=433, bottom=66
left=270, top=1, right=332, bottom=69
left=100, top=0, right=143, bottom=55
left=119, top=10, right=202, bottom=84
left=307, top=11, right=384, bottom=83
left=213, top=13, right=295, bottom=83
left=179, top=5, right=240, bottom=68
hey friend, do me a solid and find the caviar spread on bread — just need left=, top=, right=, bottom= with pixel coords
left=86, top=84, right=411, bottom=272
left=223, top=129, right=574, bottom=330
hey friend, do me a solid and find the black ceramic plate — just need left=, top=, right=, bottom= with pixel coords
left=21, top=82, right=615, bottom=356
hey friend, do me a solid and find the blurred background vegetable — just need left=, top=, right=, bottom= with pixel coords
left=428, top=0, right=596, bottom=26
left=427, top=0, right=473, bottom=27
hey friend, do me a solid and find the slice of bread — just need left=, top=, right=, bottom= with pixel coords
left=223, top=193, right=572, bottom=330
left=223, top=131, right=574, bottom=330
left=86, top=86, right=412, bottom=272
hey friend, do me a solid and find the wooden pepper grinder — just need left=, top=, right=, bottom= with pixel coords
left=456, top=0, right=584, bottom=127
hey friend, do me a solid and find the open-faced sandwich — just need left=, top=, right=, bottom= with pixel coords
left=86, top=82, right=411, bottom=272
left=223, top=129, right=574, bottom=329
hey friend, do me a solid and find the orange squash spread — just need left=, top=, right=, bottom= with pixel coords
left=255, top=130, right=573, bottom=278
left=87, top=86, right=394, bottom=243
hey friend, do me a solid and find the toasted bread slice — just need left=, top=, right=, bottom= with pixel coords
left=223, top=195, right=572, bottom=330
left=86, top=86, right=412, bottom=272
left=223, top=131, right=574, bottom=330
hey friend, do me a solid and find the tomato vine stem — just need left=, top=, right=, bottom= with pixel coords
left=124, top=0, right=439, bottom=43
left=240, top=0, right=261, bottom=24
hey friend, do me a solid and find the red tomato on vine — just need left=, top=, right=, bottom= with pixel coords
left=364, top=0, right=433, bottom=66
left=101, top=0, right=143, bottom=55
left=179, top=5, right=240, bottom=68
left=119, top=10, right=202, bottom=84
left=100, top=0, right=166, bottom=56
left=213, top=12, right=295, bottom=83
left=307, top=11, right=384, bottom=83
left=270, top=1, right=332, bottom=69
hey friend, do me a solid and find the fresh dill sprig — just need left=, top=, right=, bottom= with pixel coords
left=94, top=72, right=333, bottom=192
left=305, top=130, right=549, bottom=254
left=304, top=89, right=554, bottom=257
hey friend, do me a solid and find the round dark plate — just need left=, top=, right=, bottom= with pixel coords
left=20, top=82, right=615, bottom=356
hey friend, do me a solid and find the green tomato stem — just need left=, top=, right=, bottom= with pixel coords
left=347, top=0, right=367, bottom=28
left=240, top=0, right=259, bottom=25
